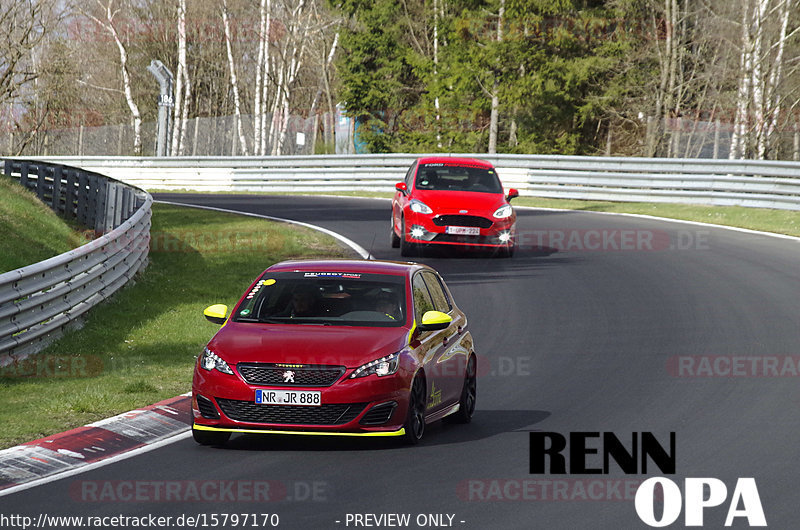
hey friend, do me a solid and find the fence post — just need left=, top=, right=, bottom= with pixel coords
left=52, top=165, right=63, bottom=213
left=794, top=123, right=799, bottom=162
left=192, top=116, right=199, bottom=156
left=65, top=168, right=78, bottom=220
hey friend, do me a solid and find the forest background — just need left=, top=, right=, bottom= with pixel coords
left=1, top=0, right=798, bottom=159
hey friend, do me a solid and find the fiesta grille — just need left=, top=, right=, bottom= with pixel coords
left=433, top=215, right=493, bottom=228
left=237, top=363, right=345, bottom=387
left=196, top=395, right=219, bottom=419
left=359, top=402, right=397, bottom=426
left=431, top=234, right=504, bottom=245
left=216, top=398, right=367, bottom=425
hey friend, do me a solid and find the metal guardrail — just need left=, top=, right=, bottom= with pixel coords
left=0, top=159, right=152, bottom=360
left=41, top=154, right=800, bottom=211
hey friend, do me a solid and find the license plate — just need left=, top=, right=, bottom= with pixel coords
left=445, top=226, right=480, bottom=236
left=255, top=389, right=321, bottom=406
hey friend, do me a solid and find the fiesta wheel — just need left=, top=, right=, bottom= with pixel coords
left=391, top=219, right=401, bottom=248
left=400, top=218, right=417, bottom=257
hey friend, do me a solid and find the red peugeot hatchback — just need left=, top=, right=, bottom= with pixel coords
left=192, top=259, right=477, bottom=446
left=391, top=156, right=519, bottom=257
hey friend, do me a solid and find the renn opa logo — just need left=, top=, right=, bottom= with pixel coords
left=529, top=432, right=766, bottom=527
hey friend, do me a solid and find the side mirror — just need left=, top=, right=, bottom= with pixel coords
left=418, top=310, right=452, bottom=331
left=395, top=182, right=408, bottom=193
left=204, top=304, right=228, bottom=325
left=507, top=188, right=519, bottom=201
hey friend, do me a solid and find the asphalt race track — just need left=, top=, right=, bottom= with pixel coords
left=3, top=193, right=800, bottom=529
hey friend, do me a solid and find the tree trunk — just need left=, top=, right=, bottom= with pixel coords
left=222, top=0, right=249, bottom=155
left=488, top=0, right=504, bottom=154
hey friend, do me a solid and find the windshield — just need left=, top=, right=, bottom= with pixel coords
left=415, top=163, right=503, bottom=193
left=232, top=271, right=407, bottom=327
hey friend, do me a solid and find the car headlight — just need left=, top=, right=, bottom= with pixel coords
left=350, top=353, right=400, bottom=378
left=409, top=199, right=433, bottom=214
left=493, top=204, right=513, bottom=219
left=200, top=347, right=234, bottom=375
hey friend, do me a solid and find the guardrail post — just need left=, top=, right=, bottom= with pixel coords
left=65, top=168, right=78, bottom=221
left=52, top=165, right=63, bottom=213
left=95, top=178, right=110, bottom=234
left=19, top=161, right=29, bottom=188
left=77, top=170, right=89, bottom=226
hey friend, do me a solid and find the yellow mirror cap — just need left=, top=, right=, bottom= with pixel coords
left=421, top=310, right=452, bottom=325
left=204, top=304, right=228, bottom=319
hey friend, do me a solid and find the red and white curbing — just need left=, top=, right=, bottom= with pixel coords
left=0, top=393, right=192, bottom=495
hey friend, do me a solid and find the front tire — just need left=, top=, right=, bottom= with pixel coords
left=391, top=220, right=401, bottom=248
left=400, top=218, right=416, bottom=257
left=192, top=427, right=231, bottom=446
left=445, top=355, right=477, bottom=424
left=403, top=375, right=426, bottom=444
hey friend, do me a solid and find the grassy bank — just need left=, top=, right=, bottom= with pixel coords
left=0, top=175, right=88, bottom=273
left=0, top=203, right=352, bottom=448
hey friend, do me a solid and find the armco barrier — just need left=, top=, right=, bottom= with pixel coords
left=0, top=159, right=152, bottom=360
left=42, top=154, right=800, bottom=210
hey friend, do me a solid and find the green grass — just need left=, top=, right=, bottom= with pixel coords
left=0, top=203, right=352, bottom=448
left=0, top=175, right=88, bottom=273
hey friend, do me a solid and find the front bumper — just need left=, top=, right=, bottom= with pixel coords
left=192, top=362, right=411, bottom=435
left=193, top=423, right=406, bottom=437
left=404, top=211, right=516, bottom=248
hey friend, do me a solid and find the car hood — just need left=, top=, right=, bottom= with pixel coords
left=208, top=323, right=410, bottom=368
left=414, top=190, right=506, bottom=213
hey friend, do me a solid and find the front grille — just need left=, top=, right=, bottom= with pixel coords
left=431, top=234, right=505, bottom=245
left=433, top=215, right=493, bottom=228
left=237, top=363, right=345, bottom=387
left=360, top=402, right=397, bottom=425
left=196, top=394, right=219, bottom=419
left=216, top=398, right=367, bottom=425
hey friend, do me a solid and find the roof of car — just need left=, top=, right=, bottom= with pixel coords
left=416, top=156, right=494, bottom=168
left=265, top=259, right=427, bottom=276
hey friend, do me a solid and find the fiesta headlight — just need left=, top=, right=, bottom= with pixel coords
left=200, top=347, right=234, bottom=375
left=493, top=204, right=513, bottom=219
left=350, top=353, right=400, bottom=379
left=499, top=231, right=512, bottom=242
left=410, top=225, right=426, bottom=239
left=410, top=199, right=433, bottom=215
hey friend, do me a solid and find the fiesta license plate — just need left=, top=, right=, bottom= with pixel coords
left=445, top=226, right=480, bottom=236
left=255, top=389, right=321, bottom=406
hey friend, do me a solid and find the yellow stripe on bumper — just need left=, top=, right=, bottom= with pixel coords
left=193, top=423, right=405, bottom=437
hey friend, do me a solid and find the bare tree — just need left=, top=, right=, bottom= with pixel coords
left=729, top=0, right=799, bottom=159
left=253, top=0, right=272, bottom=155
left=82, top=0, right=143, bottom=155
left=222, top=0, right=249, bottom=155
left=170, top=0, right=190, bottom=155
left=0, top=0, right=56, bottom=130
left=487, top=0, right=504, bottom=154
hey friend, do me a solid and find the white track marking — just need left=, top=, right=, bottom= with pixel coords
left=155, top=200, right=373, bottom=258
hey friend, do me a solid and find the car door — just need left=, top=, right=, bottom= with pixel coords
left=411, top=272, right=457, bottom=414
left=421, top=271, right=468, bottom=406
